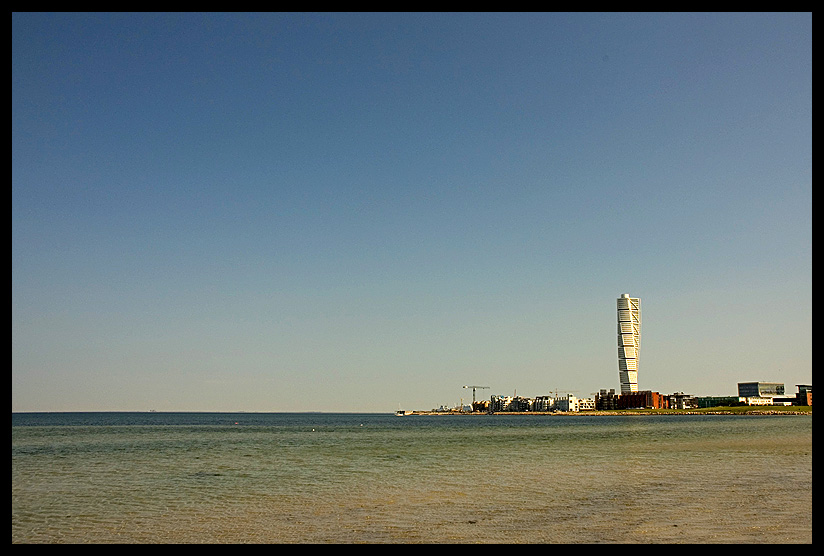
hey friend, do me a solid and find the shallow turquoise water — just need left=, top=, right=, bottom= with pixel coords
left=12, top=412, right=812, bottom=543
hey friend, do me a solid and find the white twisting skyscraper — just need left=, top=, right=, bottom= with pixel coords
left=617, top=293, right=641, bottom=393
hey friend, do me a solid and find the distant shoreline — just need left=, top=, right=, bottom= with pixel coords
left=406, top=407, right=812, bottom=416
left=11, top=407, right=811, bottom=417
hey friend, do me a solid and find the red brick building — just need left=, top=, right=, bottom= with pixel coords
left=616, top=390, right=669, bottom=409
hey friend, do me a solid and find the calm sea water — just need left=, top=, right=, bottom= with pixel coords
left=12, top=412, right=812, bottom=544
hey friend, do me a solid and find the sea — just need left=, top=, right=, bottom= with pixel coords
left=12, top=411, right=812, bottom=544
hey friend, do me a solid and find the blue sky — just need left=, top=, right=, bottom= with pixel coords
left=12, top=13, right=811, bottom=412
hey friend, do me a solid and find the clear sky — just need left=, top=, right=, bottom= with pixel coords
left=12, top=13, right=811, bottom=412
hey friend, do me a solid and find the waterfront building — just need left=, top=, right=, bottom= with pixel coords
left=472, top=400, right=491, bottom=412
left=669, top=392, right=698, bottom=410
left=510, top=396, right=533, bottom=412
left=696, top=396, right=743, bottom=408
left=555, top=394, right=580, bottom=412
left=795, top=384, right=812, bottom=406
left=578, top=397, right=596, bottom=411
left=595, top=388, right=619, bottom=410
left=490, top=395, right=514, bottom=412
left=741, top=396, right=776, bottom=406
left=533, top=396, right=555, bottom=412
left=489, top=395, right=534, bottom=412
left=617, top=390, right=668, bottom=410
left=737, top=382, right=785, bottom=398
left=617, top=293, right=641, bottom=393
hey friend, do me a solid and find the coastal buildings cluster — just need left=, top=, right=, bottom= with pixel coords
left=443, top=382, right=811, bottom=414
left=424, top=294, right=812, bottom=413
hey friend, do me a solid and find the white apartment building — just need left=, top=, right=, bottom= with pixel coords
left=556, top=394, right=579, bottom=412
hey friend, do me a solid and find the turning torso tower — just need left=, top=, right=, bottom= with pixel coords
left=617, top=293, right=641, bottom=393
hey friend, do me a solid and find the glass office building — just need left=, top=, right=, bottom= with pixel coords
left=737, top=382, right=785, bottom=398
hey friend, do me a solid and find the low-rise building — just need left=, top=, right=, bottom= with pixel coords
left=742, top=396, right=775, bottom=406
left=617, top=390, right=668, bottom=409
left=669, top=392, right=698, bottom=409
left=696, top=396, right=743, bottom=408
left=578, top=397, right=595, bottom=411
left=472, top=400, right=490, bottom=412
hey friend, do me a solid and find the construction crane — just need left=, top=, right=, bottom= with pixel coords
left=462, top=385, right=490, bottom=405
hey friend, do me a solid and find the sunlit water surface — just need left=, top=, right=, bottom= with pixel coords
left=12, top=412, right=812, bottom=543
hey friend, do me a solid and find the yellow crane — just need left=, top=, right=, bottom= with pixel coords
left=462, top=385, right=490, bottom=405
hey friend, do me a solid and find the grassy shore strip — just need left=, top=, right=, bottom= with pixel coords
left=409, top=406, right=811, bottom=416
